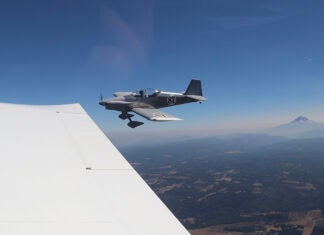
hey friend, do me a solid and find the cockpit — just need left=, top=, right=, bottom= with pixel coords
left=133, top=88, right=160, bottom=98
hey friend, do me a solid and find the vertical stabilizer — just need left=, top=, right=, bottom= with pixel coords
left=184, top=79, right=203, bottom=96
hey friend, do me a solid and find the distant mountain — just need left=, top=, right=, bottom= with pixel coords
left=264, top=116, right=324, bottom=138
left=292, top=116, right=310, bottom=123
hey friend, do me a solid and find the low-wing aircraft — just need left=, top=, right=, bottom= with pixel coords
left=99, top=79, right=206, bottom=128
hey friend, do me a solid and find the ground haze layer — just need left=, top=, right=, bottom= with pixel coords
left=121, top=134, right=324, bottom=235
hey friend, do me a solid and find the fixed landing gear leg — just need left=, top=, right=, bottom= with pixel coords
left=119, top=112, right=134, bottom=120
left=118, top=112, right=144, bottom=128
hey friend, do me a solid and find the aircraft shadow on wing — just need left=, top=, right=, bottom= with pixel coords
left=99, top=79, right=206, bottom=128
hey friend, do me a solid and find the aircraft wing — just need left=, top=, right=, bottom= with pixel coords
left=0, top=103, right=189, bottom=235
left=131, top=107, right=182, bottom=121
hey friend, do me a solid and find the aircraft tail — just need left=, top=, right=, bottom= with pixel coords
left=184, top=79, right=203, bottom=96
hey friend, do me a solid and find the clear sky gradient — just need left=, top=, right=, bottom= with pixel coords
left=1, top=0, right=324, bottom=138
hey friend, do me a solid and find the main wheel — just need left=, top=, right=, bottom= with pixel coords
left=127, top=121, right=144, bottom=128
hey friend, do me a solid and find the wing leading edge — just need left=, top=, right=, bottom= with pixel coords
left=131, top=107, right=182, bottom=121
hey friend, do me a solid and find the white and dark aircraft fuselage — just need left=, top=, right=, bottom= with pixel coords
left=99, top=80, right=205, bottom=128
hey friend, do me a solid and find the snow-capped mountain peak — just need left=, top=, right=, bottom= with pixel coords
left=290, top=116, right=310, bottom=124
left=264, top=116, right=324, bottom=138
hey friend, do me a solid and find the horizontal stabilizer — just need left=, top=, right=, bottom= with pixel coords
left=185, top=95, right=206, bottom=101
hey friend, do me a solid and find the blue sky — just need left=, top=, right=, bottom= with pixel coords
left=1, top=0, right=324, bottom=138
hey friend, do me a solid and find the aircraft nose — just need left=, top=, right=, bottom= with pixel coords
left=99, top=101, right=105, bottom=106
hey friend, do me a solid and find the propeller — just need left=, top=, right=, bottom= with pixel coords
left=99, top=93, right=104, bottom=106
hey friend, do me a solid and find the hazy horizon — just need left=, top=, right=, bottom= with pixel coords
left=107, top=114, right=324, bottom=147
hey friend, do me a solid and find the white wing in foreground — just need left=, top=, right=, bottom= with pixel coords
left=0, top=103, right=189, bottom=235
left=131, top=107, right=182, bottom=121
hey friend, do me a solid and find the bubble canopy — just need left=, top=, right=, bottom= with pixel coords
left=132, top=88, right=160, bottom=97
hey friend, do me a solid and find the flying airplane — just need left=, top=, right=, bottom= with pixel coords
left=99, top=79, right=206, bottom=128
